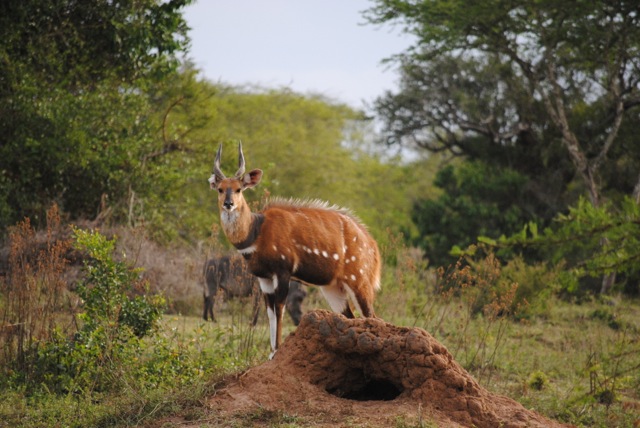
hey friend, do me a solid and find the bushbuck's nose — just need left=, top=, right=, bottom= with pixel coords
left=223, top=188, right=234, bottom=210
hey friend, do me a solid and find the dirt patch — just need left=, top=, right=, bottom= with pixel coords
left=181, top=310, right=571, bottom=427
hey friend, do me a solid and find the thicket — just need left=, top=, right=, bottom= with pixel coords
left=375, top=245, right=640, bottom=426
left=0, top=209, right=264, bottom=426
left=0, top=0, right=193, bottom=232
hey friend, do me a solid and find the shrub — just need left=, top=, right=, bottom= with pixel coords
left=0, top=204, right=70, bottom=383
left=527, top=371, right=549, bottom=391
left=9, top=228, right=166, bottom=394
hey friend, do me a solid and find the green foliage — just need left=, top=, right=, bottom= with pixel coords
left=413, top=161, right=534, bottom=267
left=0, top=0, right=192, bottom=231
left=16, top=228, right=165, bottom=394
left=366, top=0, right=640, bottom=255
left=495, top=196, right=640, bottom=295
left=527, top=371, right=549, bottom=391
left=74, top=228, right=165, bottom=339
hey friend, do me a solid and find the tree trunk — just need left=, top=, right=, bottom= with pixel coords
left=633, top=172, right=640, bottom=204
left=540, top=62, right=629, bottom=294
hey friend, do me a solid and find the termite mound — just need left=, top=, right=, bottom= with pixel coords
left=208, top=310, right=571, bottom=428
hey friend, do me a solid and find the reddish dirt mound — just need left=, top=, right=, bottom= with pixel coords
left=204, top=310, right=570, bottom=427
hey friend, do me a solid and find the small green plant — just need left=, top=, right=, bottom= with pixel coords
left=74, top=228, right=165, bottom=338
left=527, top=371, right=549, bottom=391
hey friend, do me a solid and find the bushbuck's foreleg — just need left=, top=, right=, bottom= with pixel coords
left=274, top=275, right=290, bottom=347
left=258, top=275, right=290, bottom=358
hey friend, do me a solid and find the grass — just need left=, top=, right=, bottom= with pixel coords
left=382, top=293, right=640, bottom=427
left=176, top=292, right=640, bottom=428
left=1, top=287, right=639, bottom=427
left=1, top=219, right=638, bottom=427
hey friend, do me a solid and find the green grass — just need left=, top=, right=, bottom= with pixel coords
left=381, top=294, right=640, bottom=428
left=1, top=281, right=639, bottom=427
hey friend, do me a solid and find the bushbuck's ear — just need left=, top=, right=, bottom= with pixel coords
left=208, top=174, right=219, bottom=189
left=242, top=169, right=263, bottom=188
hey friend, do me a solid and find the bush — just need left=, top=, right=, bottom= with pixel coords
left=527, top=371, right=549, bottom=391
left=0, top=204, right=71, bottom=383
left=18, top=228, right=166, bottom=394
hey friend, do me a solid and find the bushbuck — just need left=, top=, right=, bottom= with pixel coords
left=203, top=256, right=307, bottom=325
left=208, top=143, right=381, bottom=357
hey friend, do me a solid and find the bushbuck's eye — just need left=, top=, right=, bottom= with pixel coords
left=235, top=189, right=242, bottom=193
left=218, top=188, right=224, bottom=194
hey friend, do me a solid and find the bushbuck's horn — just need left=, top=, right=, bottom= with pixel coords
left=234, top=142, right=246, bottom=178
left=213, top=144, right=226, bottom=181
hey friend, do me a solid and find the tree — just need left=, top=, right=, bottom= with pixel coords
left=0, top=0, right=192, bottom=231
left=366, top=0, right=640, bottom=206
left=366, top=1, right=640, bottom=289
left=413, top=161, right=533, bottom=266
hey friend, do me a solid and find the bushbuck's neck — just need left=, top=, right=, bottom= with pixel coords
left=220, top=202, right=264, bottom=251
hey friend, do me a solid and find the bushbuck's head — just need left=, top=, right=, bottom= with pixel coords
left=208, top=143, right=263, bottom=213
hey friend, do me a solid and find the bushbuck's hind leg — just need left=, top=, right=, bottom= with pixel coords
left=320, top=281, right=355, bottom=318
left=274, top=274, right=290, bottom=350
left=351, top=278, right=377, bottom=318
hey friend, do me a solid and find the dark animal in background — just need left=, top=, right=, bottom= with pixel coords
left=202, top=256, right=252, bottom=322
left=284, top=281, right=306, bottom=326
left=203, top=256, right=307, bottom=325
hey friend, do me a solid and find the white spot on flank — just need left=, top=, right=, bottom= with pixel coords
left=345, top=259, right=350, bottom=264
left=281, top=254, right=286, bottom=260
left=313, top=248, right=320, bottom=255
left=333, top=253, right=339, bottom=260
left=359, top=269, right=364, bottom=274
left=350, top=274, right=357, bottom=281
left=272, top=245, right=278, bottom=251
left=353, top=236, right=357, bottom=242
left=351, top=256, right=356, bottom=262
left=322, top=251, right=329, bottom=258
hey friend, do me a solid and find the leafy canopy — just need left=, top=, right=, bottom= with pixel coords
left=366, top=0, right=640, bottom=205
left=0, top=0, right=192, bottom=231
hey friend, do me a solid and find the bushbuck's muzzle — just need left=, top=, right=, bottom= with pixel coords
left=223, top=189, right=234, bottom=210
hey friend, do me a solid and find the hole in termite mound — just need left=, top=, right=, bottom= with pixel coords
left=325, top=368, right=403, bottom=401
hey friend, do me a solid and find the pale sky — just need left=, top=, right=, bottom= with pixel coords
left=183, top=0, right=414, bottom=109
